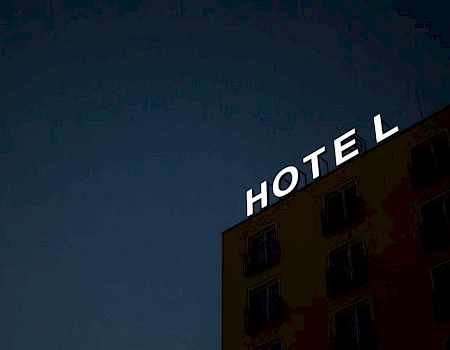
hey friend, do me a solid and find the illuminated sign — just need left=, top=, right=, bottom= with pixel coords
left=246, top=114, right=399, bottom=217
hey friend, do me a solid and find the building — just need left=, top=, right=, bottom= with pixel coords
left=222, top=105, right=450, bottom=350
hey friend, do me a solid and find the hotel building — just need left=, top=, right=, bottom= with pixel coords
left=222, top=105, right=450, bottom=350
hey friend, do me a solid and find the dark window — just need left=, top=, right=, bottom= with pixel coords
left=431, top=262, right=450, bottom=322
left=333, top=301, right=377, bottom=350
left=246, top=280, right=282, bottom=334
left=410, top=132, right=450, bottom=189
left=445, top=338, right=450, bottom=350
left=420, top=196, right=450, bottom=252
left=321, top=182, right=363, bottom=236
left=244, top=226, right=280, bottom=277
left=327, top=240, right=369, bottom=297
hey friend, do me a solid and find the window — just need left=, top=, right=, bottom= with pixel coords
left=244, top=225, right=280, bottom=277
left=431, top=262, right=450, bottom=322
left=444, top=338, right=450, bottom=350
left=410, top=131, right=450, bottom=189
left=327, top=239, right=369, bottom=297
left=245, top=279, right=282, bottom=334
left=321, top=181, right=363, bottom=236
left=332, top=300, right=377, bottom=350
left=420, top=194, right=450, bottom=252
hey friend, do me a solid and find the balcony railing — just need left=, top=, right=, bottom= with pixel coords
left=326, top=258, right=369, bottom=297
left=244, top=296, right=283, bottom=335
left=243, top=240, right=280, bottom=277
left=321, top=198, right=365, bottom=237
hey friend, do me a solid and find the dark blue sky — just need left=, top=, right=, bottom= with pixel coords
left=0, top=0, right=449, bottom=349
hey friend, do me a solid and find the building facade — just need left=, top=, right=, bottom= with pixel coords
left=222, top=105, right=450, bottom=350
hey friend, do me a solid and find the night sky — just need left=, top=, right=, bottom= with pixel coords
left=0, top=0, right=449, bottom=349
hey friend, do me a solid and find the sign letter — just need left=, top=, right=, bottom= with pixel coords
left=273, top=166, right=299, bottom=198
left=246, top=181, right=268, bottom=217
left=334, top=128, right=359, bottom=166
left=374, top=114, right=399, bottom=143
left=303, top=146, right=326, bottom=180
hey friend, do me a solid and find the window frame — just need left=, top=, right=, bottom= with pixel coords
left=429, top=259, right=450, bottom=293
left=247, top=275, right=281, bottom=316
left=331, top=296, right=376, bottom=350
left=429, top=260, right=450, bottom=323
left=443, top=337, right=450, bottom=350
left=246, top=222, right=279, bottom=256
left=408, top=128, right=450, bottom=188
left=321, top=178, right=362, bottom=235
left=418, top=190, right=450, bottom=252
left=246, top=276, right=282, bottom=332
left=328, top=237, right=367, bottom=284
left=418, top=189, right=450, bottom=224
left=323, top=179, right=360, bottom=216
left=244, top=222, right=280, bottom=276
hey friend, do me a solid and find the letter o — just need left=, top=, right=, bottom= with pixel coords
left=273, top=165, right=299, bottom=198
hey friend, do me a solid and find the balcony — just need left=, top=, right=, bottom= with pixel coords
left=244, top=240, right=280, bottom=277
left=326, top=257, right=369, bottom=297
left=244, top=296, right=283, bottom=335
left=321, top=197, right=365, bottom=237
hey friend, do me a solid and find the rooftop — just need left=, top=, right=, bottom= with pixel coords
left=222, top=103, right=450, bottom=236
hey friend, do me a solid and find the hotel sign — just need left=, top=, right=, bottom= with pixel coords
left=246, top=114, right=399, bottom=216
